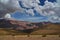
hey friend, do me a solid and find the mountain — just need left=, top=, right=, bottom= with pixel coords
left=0, top=18, right=60, bottom=30
left=0, top=18, right=60, bottom=35
left=0, top=19, right=41, bottom=30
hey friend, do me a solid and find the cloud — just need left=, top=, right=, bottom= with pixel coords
left=18, top=17, right=48, bottom=22
left=0, top=0, right=60, bottom=22
left=57, top=0, right=60, bottom=5
left=0, top=0, right=9, bottom=4
left=25, top=9, right=34, bottom=16
left=26, top=17, right=43, bottom=20
left=19, top=0, right=40, bottom=8
left=18, top=0, right=60, bottom=22
left=19, top=0, right=57, bottom=16
left=4, top=13, right=11, bottom=18
left=0, top=0, right=24, bottom=18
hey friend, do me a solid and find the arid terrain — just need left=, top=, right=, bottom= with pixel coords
left=0, top=35, right=60, bottom=40
left=0, top=19, right=60, bottom=40
left=0, top=19, right=60, bottom=35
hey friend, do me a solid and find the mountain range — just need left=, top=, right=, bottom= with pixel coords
left=0, top=18, right=51, bottom=30
left=0, top=18, right=60, bottom=35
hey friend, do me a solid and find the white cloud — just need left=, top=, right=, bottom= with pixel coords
left=14, top=0, right=60, bottom=23
left=19, top=0, right=58, bottom=16
left=4, top=13, right=11, bottom=18
left=0, top=0, right=24, bottom=18
left=26, top=9, right=34, bottom=16
left=0, top=0, right=60, bottom=22
left=57, top=0, right=60, bottom=5
left=48, top=16, right=60, bottom=23
left=0, top=0, right=9, bottom=4
left=19, top=0, right=40, bottom=8
left=26, top=17, right=43, bottom=20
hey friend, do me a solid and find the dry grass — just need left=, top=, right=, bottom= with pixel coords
left=0, top=35, right=60, bottom=40
left=0, top=24, right=60, bottom=35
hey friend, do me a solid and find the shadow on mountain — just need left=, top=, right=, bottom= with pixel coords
left=0, top=19, right=60, bottom=36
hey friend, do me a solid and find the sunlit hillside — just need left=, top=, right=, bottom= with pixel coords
left=0, top=19, right=60, bottom=36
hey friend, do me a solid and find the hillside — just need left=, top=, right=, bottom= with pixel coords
left=0, top=19, right=60, bottom=35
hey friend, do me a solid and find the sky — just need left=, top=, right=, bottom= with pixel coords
left=0, top=0, right=60, bottom=23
